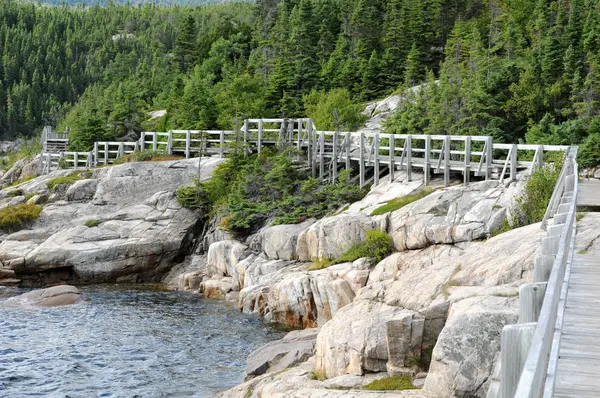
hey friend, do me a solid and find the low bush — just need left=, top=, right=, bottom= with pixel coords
left=309, top=229, right=393, bottom=270
left=84, top=219, right=101, bottom=227
left=0, top=203, right=42, bottom=231
left=177, top=149, right=367, bottom=235
left=370, top=187, right=434, bottom=216
left=114, top=150, right=181, bottom=164
left=363, top=376, right=417, bottom=391
left=46, top=172, right=83, bottom=190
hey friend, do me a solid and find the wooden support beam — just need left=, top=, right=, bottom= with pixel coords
left=444, top=135, right=450, bottom=187
left=258, top=120, right=263, bottom=154
left=424, top=135, right=431, bottom=186
left=510, top=143, right=517, bottom=181
left=345, top=132, right=351, bottom=171
left=118, top=142, right=124, bottom=159
left=374, top=133, right=380, bottom=186
left=486, top=136, right=493, bottom=180
left=309, top=120, right=316, bottom=178
left=519, top=283, right=548, bottom=323
left=185, top=131, right=191, bottom=159
left=332, top=132, right=338, bottom=183
left=152, top=133, right=158, bottom=152
left=359, top=132, right=365, bottom=189
left=499, top=323, right=536, bottom=398
left=389, top=133, right=395, bottom=182
left=94, top=142, right=99, bottom=167
left=140, top=131, right=146, bottom=152
left=167, top=130, right=173, bottom=155
left=104, top=142, right=109, bottom=165
left=406, top=135, right=412, bottom=182
left=319, top=131, right=325, bottom=181
left=538, top=145, right=544, bottom=168
left=87, top=151, right=93, bottom=168
left=74, top=152, right=79, bottom=169
left=297, top=119, right=302, bottom=151
left=464, top=136, right=471, bottom=185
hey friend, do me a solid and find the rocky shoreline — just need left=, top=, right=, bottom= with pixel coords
left=0, top=153, right=549, bottom=397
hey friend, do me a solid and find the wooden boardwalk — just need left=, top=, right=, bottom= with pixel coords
left=578, top=179, right=600, bottom=208
left=553, top=254, right=600, bottom=397
left=554, top=180, right=600, bottom=397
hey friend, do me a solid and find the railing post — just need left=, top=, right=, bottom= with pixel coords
left=374, top=133, right=380, bottom=186
left=424, top=135, right=431, bottom=186
left=510, top=143, right=517, bottom=182
left=73, top=152, right=78, bottom=170
left=359, top=132, right=365, bottom=189
left=152, top=132, right=157, bottom=152
left=499, top=323, right=536, bottom=398
left=319, top=131, right=325, bottom=181
left=519, top=283, right=548, bottom=323
left=46, top=153, right=51, bottom=174
left=258, top=119, right=263, bottom=154
left=104, top=142, right=109, bottom=165
left=538, top=145, right=544, bottom=168
left=297, top=119, right=302, bottom=150
left=389, top=134, right=395, bottom=182
left=167, top=130, right=173, bottom=155
left=486, top=136, right=493, bottom=180
left=332, top=132, right=338, bottom=183
left=118, top=142, right=124, bottom=159
left=464, top=136, right=471, bottom=185
left=88, top=152, right=93, bottom=168
left=310, top=121, right=316, bottom=178
left=444, top=135, right=450, bottom=187
left=243, top=120, right=248, bottom=148
left=186, top=131, right=191, bottom=159
left=94, top=142, right=99, bottom=167
left=345, top=132, right=351, bottom=171
left=219, top=131, right=225, bottom=158
left=140, top=131, right=146, bottom=151
left=406, top=135, right=412, bottom=182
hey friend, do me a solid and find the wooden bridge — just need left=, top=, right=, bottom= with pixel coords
left=41, top=118, right=567, bottom=188
left=487, top=148, right=600, bottom=397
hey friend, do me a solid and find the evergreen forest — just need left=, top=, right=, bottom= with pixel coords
left=1, top=0, right=600, bottom=165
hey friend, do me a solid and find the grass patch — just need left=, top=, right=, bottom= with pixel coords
left=370, top=187, right=433, bottom=216
left=576, top=212, right=587, bottom=222
left=491, top=218, right=512, bottom=237
left=113, top=150, right=181, bottom=164
left=84, top=219, right=101, bottom=227
left=441, top=264, right=462, bottom=300
left=578, top=249, right=589, bottom=255
left=0, top=203, right=42, bottom=231
left=363, top=376, right=417, bottom=391
left=9, top=175, right=35, bottom=187
left=308, top=229, right=393, bottom=271
left=6, top=189, right=23, bottom=197
left=492, top=291, right=520, bottom=297
left=24, top=193, right=36, bottom=202
left=46, top=172, right=82, bottom=191
left=309, top=370, right=326, bottom=381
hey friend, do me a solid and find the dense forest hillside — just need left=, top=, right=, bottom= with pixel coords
left=1, top=0, right=600, bottom=165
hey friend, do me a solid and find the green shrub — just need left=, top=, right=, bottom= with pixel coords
left=84, top=219, right=101, bottom=227
left=511, top=158, right=563, bottom=228
left=364, top=376, right=417, bottom=391
left=9, top=175, right=35, bottom=187
left=303, top=88, right=367, bottom=131
left=114, top=150, right=181, bottom=164
left=0, top=203, right=42, bottom=231
left=579, top=133, right=600, bottom=168
left=177, top=151, right=367, bottom=235
left=6, top=189, right=23, bottom=197
left=46, top=172, right=83, bottom=191
left=309, top=229, right=393, bottom=270
left=370, top=187, right=434, bottom=216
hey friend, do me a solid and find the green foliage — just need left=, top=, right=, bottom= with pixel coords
left=0, top=203, right=42, bottom=232
left=579, top=133, right=600, bottom=168
left=84, top=219, right=101, bottom=228
left=1, top=139, right=42, bottom=172
left=370, top=187, right=434, bottom=216
left=309, top=229, right=393, bottom=270
left=303, top=89, right=367, bottom=131
left=363, top=376, right=417, bottom=391
left=114, top=151, right=180, bottom=164
left=512, top=159, right=563, bottom=228
left=46, top=172, right=82, bottom=191
left=178, top=151, right=366, bottom=235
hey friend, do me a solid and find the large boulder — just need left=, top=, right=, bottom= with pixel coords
left=314, top=300, right=421, bottom=377
left=248, top=219, right=315, bottom=260
left=12, top=285, right=84, bottom=306
left=0, top=158, right=224, bottom=285
left=206, top=240, right=250, bottom=281
left=384, top=180, right=519, bottom=251
left=246, top=328, right=319, bottom=378
left=296, top=213, right=377, bottom=261
left=423, top=296, right=518, bottom=398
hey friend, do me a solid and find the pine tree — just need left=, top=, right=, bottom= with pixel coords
left=174, top=16, right=198, bottom=73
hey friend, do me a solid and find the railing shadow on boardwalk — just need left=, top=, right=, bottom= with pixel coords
left=41, top=118, right=568, bottom=189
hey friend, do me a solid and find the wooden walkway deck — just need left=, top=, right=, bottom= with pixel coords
left=554, top=180, right=600, bottom=397
left=553, top=254, right=600, bottom=397
left=578, top=179, right=600, bottom=208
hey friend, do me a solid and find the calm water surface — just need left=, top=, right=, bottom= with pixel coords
left=0, top=285, right=284, bottom=398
